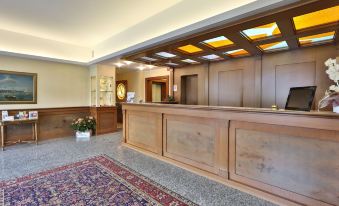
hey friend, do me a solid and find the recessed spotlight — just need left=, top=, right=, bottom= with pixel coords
left=147, top=64, right=155, bottom=69
left=137, top=65, right=145, bottom=70
left=124, top=60, right=133, bottom=65
left=114, top=62, right=124, bottom=67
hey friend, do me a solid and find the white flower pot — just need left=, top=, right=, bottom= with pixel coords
left=76, top=130, right=91, bottom=141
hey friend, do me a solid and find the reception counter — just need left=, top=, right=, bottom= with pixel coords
left=122, top=103, right=339, bottom=206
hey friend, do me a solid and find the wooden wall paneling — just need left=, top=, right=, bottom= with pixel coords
left=209, top=57, right=258, bottom=107
left=173, top=64, right=209, bottom=105
left=275, top=61, right=316, bottom=108
left=1, top=107, right=90, bottom=144
left=163, top=114, right=228, bottom=177
left=125, top=110, right=162, bottom=155
left=229, top=121, right=339, bottom=206
left=261, top=45, right=339, bottom=109
left=181, top=75, right=198, bottom=105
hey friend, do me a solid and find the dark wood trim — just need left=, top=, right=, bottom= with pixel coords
left=145, top=76, right=169, bottom=102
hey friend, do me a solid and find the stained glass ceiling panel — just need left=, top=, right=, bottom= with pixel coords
left=202, top=36, right=234, bottom=48
left=242, top=22, right=281, bottom=40
left=200, top=54, right=222, bottom=60
left=258, top=41, right=288, bottom=52
left=177, top=45, right=203, bottom=54
left=299, top=31, right=335, bottom=46
left=293, top=5, right=339, bottom=31
left=156, top=52, right=176, bottom=58
left=181, top=59, right=199, bottom=64
left=224, top=49, right=249, bottom=57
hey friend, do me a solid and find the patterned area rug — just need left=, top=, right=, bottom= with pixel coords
left=0, top=155, right=197, bottom=206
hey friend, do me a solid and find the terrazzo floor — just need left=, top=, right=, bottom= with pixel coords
left=0, top=131, right=276, bottom=206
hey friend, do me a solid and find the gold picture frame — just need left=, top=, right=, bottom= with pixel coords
left=0, top=70, right=37, bottom=104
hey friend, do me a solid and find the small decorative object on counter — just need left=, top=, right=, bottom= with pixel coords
left=319, top=58, right=339, bottom=113
left=71, top=116, right=96, bottom=140
left=271, top=104, right=279, bottom=110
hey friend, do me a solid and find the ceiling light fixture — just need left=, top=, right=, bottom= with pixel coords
left=114, top=62, right=124, bottom=67
left=124, top=60, right=133, bottom=65
left=137, top=65, right=145, bottom=70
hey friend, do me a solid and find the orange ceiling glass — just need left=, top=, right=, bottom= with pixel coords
left=177, top=44, right=203, bottom=54
left=224, top=49, right=249, bottom=57
left=258, top=41, right=288, bottom=52
left=293, top=5, right=339, bottom=31
left=299, top=31, right=335, bottom=46
left=242, top=22, right=281, bottom=40
left=202, top=36, right=234, bottom=48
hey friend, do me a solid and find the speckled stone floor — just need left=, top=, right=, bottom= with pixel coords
left=0, top=131, right=276, bottom=206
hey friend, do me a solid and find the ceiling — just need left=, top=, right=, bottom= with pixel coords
left=124, top=1, right=339, bottom=68
left=0, top=0, right=296, bottom=64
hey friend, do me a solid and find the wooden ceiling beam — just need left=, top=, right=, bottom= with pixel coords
left=276, top=19, right=299, bottom=50
left=225, top=32, right=262, bottom=55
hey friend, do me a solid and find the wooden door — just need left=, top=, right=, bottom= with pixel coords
left=181, top=75, right=198, bottom=105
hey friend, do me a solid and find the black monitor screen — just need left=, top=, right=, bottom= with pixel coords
left=285, top=86, right=316, bottom=111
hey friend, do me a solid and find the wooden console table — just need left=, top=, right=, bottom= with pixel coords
left=0, top=119, right=38, bottom=151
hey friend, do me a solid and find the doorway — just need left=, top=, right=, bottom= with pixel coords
left=181, top=74, right=198, bottom=105
left=145, top=76, right=169, bottom=103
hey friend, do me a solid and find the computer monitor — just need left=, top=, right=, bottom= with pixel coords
left=285, top=86, right=317, bottom=111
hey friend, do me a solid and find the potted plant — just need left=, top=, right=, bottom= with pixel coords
left=319, top=58, right=339, bottom=113
left=71, top=116, right=96, bottom=139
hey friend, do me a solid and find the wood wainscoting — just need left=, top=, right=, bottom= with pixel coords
left=1, top=107, right=90, bottom=144
left=1, top=106, right=118, bottom=146
left=122, top=103, right=339, bottom=206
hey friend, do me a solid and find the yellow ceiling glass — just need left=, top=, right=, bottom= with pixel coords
left=202, top=36, right=234, bottom=48
left=299, top=31, right=335, bottom=46
left=258, top=41, right=288, bottom=51
left=293, top=5, right=339, bottom=30
left=224, top=49, right=249, bottom=57
left=177, top=44, right=203, bottom=54
left=242, top=22, right=281, bottom=40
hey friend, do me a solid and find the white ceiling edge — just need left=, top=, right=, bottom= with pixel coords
left=0, top=0, right=301, bottom=67
left=89, top=0, right=300, bottom=65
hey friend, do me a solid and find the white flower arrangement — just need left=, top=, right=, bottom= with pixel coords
left=324, top=58, right=339, bottom=93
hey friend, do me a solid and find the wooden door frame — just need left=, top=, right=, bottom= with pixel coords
left=145, top=75, right=169, bottom=103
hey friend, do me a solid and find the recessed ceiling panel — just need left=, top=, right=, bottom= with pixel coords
left=258, top=41, right=288, bottom=52
left=242, top=22, right=281, bottom=40
left=165, top=62, right=179, bottom=66
left=299, top=31, right=335, bottom=46
left=202, top=36, right=234, bottom=48
left=200, top=54, right=222, bottom=61
left=293, top=5, right=339, bottom=31
left=177, top=44, right=203, bottom=54
left=182, top=59, right=199, bottom=64
left=156, top=52, right=176, bottom=58
left=140, top=56, right=158, bottom=62
left=224, top=49, right=249, bottom=57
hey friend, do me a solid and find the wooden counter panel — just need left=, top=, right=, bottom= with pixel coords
left=126, top=110, right=162, bottom=155
left=229, top=121, right=339, bottom=206
left=163, top=115, right=228, bottom=177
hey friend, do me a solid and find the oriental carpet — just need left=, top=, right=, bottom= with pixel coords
left=0, top=155, right=197, bottom=206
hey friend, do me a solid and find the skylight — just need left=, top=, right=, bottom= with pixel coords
left=293, top=5, right=339, bottom=31
left=202, top=36, right=234, bottom=48
left=140, top=56, right=158, bottom=62
left=258, top=41, right=289, bottom=52
left=242, top=22, right=281, bottom=40
left=200, top=54, right=222, bottom=61
left=224, top=49, right=249, bottom=57
left=156, top=52, right=176, bottom=58
left=181, top=59, right=199, bottom=64
left=177, top=45, right=203, bottom=54
left=165, top=62, right=179, bottom=66
left=299, top=31, right=335, bottom=46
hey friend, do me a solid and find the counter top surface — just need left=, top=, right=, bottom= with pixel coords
left=122, top=103, right=339, bottom=118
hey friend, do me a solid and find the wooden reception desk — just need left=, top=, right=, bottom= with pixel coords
left=122, top=103, right=339, bottom=206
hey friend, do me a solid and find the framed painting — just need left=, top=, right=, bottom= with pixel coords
left=0, top=70, right=37, bottom=104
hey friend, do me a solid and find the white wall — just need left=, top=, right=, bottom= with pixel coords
left=0, top=55, right=90, bottom=109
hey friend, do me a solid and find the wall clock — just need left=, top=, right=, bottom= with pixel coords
left=116, top=80, right=127, bottom=102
